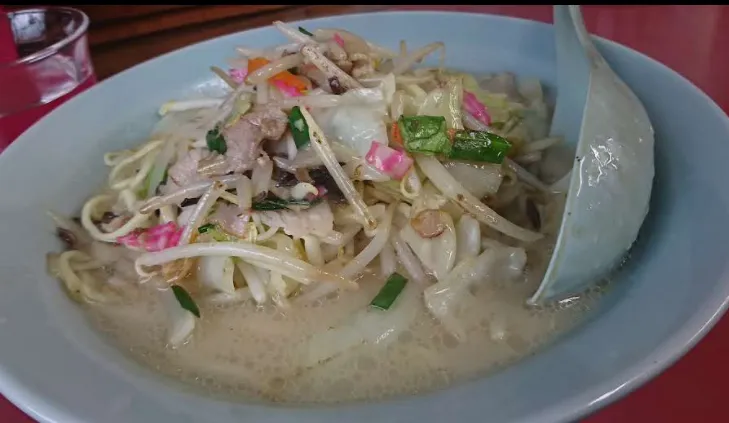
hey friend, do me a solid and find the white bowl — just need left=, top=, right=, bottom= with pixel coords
left=1, top=11, right=729, bottom=423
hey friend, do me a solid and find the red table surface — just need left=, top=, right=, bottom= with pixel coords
left=2, top=5, right=729, bottom=423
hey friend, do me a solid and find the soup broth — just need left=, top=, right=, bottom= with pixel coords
left=86, top=269, right=602, bottom=404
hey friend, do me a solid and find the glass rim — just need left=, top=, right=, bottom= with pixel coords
left=2, top=6, right=90, bottom=69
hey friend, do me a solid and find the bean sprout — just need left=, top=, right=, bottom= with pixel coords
left=400, top=167, right=422, bottom=199
left=298, top=107, right=376, bottom=231
left=416, top=155, right=542, bottom=243
left=135, top=242, right=354, bottom=288
left=392, top=42, right=444, bottom=75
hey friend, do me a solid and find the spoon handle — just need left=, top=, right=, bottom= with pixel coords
left=567, top=5, right=609, bottom=70
left=544, top=5, right=592, bottom=182
left=568, top=5, right=635, bottom=99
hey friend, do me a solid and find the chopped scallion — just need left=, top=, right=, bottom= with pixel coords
left=448, top=130, right=511, bottom=164
left=206, top=127, right=227, bottom=154
left=288, top=106, right=311, bottom=149
left=370, top=272, right=408, bottom=311
left=197, top=223, right=215, bottom=234
left=397, top=115, right=512, bottom=164
left=171, top=285, right=200, bottom=318
left=298, top=26, right=313, bottom=36
left=251, top=193, right=322, bottom=211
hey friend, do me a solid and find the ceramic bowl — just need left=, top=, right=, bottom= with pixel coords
left=1, top=11, right=728, bottom=423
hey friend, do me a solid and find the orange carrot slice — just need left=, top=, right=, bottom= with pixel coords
left=245, top=57, right=307, bottom=91
left=391, top=121, right=404, bottom=146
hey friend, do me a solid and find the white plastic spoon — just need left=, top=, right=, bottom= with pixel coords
left=529, top=5, right=655, bottom=304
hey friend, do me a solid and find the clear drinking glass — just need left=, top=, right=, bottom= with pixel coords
left=0, top=7, right=97, bottom=150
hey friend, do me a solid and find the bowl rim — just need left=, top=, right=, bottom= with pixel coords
left=1, top=9, right=729, bottom=423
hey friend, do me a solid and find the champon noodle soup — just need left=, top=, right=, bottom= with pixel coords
left=46, top=21, right=604, bottom=403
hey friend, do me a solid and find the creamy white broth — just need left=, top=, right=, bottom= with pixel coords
left=85, top=265, right=602, bottom=404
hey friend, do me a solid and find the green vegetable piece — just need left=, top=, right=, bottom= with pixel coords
left=398, top=115, right=452, bottom=156
left=298, top=26, right=313, bottom=36
left=138, top=167, right=165, bottom=198
left=206, top=127, right=227, bottom=154
left=142, top=167, right=168, bottom=197
left=448, top=130, right=512, bottom=164
left=209, top=229, right=232, bottom=242
left=251, top=198, right=289, bottom=211
left=171, top=285, right=201, bottom=318
left=197, top=223, right=234, bottom=241
left=370, top=272, right=409, bottom=311
left=288, top=106, right=311, bottom=149
left=251, top=193, right=322, bottom=211
left=197, top=223, right=215, bottom=234
left=138, top=173, right=152, bottom=198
